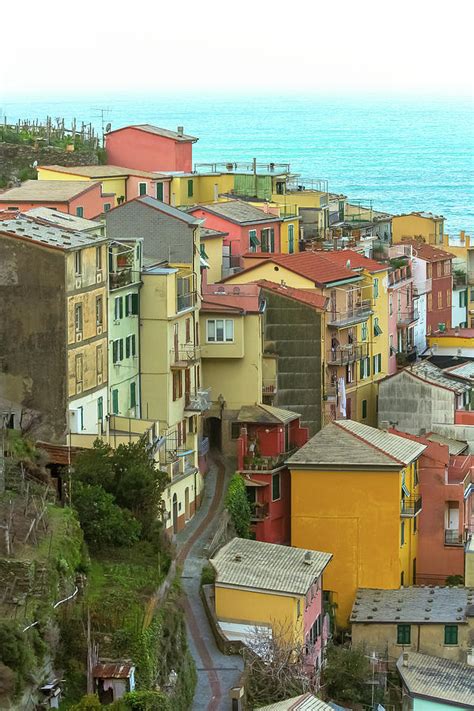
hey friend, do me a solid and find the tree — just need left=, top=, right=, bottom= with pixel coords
left=321, top=644, right=372, bottom=705
left=72, top=482, right=141, bottom=549
left=70, top=694, right=103, bottom=710
left=111, top=690, right=171, bottom=710
left=226, top=473, right=251, bottom=538
left=72, top=439, right=115, bottom=490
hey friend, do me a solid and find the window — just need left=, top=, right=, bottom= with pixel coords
left=130, top=381, right=137, bottom=409
left=125, top=292, right=139, bottom=316
left=206, top=319, right=234, bottom=342
left=308, top=615, right=321, bottom=646
left=187, top=179, right=194, bottom=198
left=427, top=263, right=432, bottom=279
left=97, top=396, right=103, bottom=423
left=459, top=290, right=467, bottom=308
left=112, top=389, right=119, bottom=414
left=75, top=354, right=83, bottom=387
left=428, top=293, right=433, bottom=311
left=397, top=624, right=411, bottom=645
left=288, top=223, right=295, bottom=254
left=74, top=250, right=82, bottom=275
left=373, top=317, right=382, bottom=337
left=444, top=260, right=451, bottom=276
left=96, top=246, right=102, bottom=270
left=196, top=364, right=200, bottom=388
left=401, top=521, right=405, bottom=546
left=470, top=289, right=474, bottom=303
left=373, top=353, right=382, bottom=374
left=447, top=290, right=451, bottom=307
left=362, top=399, right=367, bottom=419
left=231, top=422, right=241, bottom=439
left=261, top=228, right=275, bottom=253
left=104, top=203, right=111, bottom=212
left=444, top=625, right=458, bottom=645
left=346, top=362, right=353, bottom=384
left=438, top=291, right=442, bottom=309
left=272, top=472, right=281, bottom=501
left=389, top=294, right=393, bottom=316
left=360, top=357, right=370, bottom=379
left=173, top=371, right=182, bottom=401
left=75, top=206, right=84, bottom=218
left=139, top=182, right=147, bottom=196
left=249, top=229, right=260, bottom=252
left=96, top=296, right=103, bottom=327
left=156, top=182, right=164, bottom=201
left=125, top=334, right=136, bottom=358
left=114, top=296, right=123, bottom=321
left=112, top=339, right=124, bottom=364
left=74, top=303, right=83, bottom=332
left=361, top=322, right=368, bottom=340
left=373, top=278, right=379, bottom=299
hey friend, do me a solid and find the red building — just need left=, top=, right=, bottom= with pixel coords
left=189, top=200, right=282, bottom=272
left=235, top=404, right=308, bottom=545
left=104, top=124, right=198, bottom=173
left=0, top=180, right=113, bottom=219
left=402, top=239, right=453, bottom=335
left=392, top=429, right=473, bottom=585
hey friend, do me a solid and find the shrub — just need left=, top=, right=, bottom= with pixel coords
left=201, top=564, right=216, bottom=586
left=112, top=690, right=171, bottom=710
left=225, top=473, right=251, bottom=538
left=70, top=694, right=103, bottom=710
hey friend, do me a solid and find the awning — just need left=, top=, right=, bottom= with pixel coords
left=243, top=477, right=268, bottom=487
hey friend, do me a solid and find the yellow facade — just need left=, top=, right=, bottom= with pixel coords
left=170, top=173, right=235, bottom=207
left=215, top=586, right=302, bottom=644
left=201, top=234, right=224, bottom=284
left=392, top=214, right=444, bottom=245
left=37, top=167, right=125, bottom=206
left=427, top=332, right=474, bottom=349
left=290, top=462, right=419, bottom=627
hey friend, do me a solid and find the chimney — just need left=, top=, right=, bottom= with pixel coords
left=177, top=126, right=184, bottom=137
left=402, top=652, right=409, bottom=667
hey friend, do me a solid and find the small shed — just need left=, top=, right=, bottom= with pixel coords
left=39, top=679, right=62, bottom=708
left=92, top=661, right=135, bottom=704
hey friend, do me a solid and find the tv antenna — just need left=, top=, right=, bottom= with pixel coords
left=91, top=107, right=112, bottom=147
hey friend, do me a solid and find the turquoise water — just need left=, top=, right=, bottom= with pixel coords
left=2, top=94, right=473, bottom=234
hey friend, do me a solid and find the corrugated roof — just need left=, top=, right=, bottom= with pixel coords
left=407, top=361, right=470, bottom=394
left=257, top=693, right=333, bottom=711
left=401, top=239, right=453, bottom=262
left=396, top=652, right=474, bottom=707
left=426, top=433, right=468, bottom=455
left=25, top=207, right=101, bottom=231
left=39, top=164, right=168, bottom=180
left=107, top=124, right=198, bottom=142
left=351, top=587, right=474, bottom=624
left=287, top=420, right=425, bottom=469
left=210, top=538, right=332, bottom=596
left=0, top=217, right=106, bottom=250
left=92, top=662, right=134, bottom=679
left=257, top=279, right=328, bottom=310
left=322, top=249, right=388, bottom=274
left=194, top=200, right=281, bottom=225
left=0, top=180, right=100, bottom=202
left=237, top=404, right=301, bottom=425
left=444, top=361, right=474, bottom=379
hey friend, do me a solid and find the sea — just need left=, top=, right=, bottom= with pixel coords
left=2, top=94, right=473, bottom=235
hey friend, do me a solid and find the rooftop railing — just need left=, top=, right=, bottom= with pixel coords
left=194, top=161, right=291, bottom=175
left=327, top=342, right=368, bottom=366
left=109, top=269, right=141, bottom=291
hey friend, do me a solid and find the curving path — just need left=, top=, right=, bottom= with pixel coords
left=176, top=453, right=243, bottom=710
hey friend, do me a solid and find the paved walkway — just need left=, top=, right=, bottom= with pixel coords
left=176, top=454, right=243, bottom=711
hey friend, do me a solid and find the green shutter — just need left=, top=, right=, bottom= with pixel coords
left=200, top=244, right=209, bottom=259
left=130, top=382, right=136, bottom=408
left=112, top=389, right=119, bottom=414
left=270, top=228, right=275, bottom=253
left=139, top=183, right=147, bottom=196
left=119, top=339, right=124, bottom=361
left=131, top=293, right=139, bottom=315
left=249, top=230, right=260, bottom=249
left=397, top=624, right=411, bottom=644
left=156, top=182, right=164, bottom=201
left=125, top=336, right=130, bottom=358
left=444, top=625, right=458, bottom=645
left=76, top=207, right=84, bottom=217
left=362, top=399, right=367, bottom=419
left=97, top=397, right=103, bottom=422
left=113, top=341, right=118, bottom=364
left=360, top=360, right=364, bottom=379
left=187, top=179, right=194, bottom=198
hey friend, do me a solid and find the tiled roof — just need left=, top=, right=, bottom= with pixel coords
left=257, top=279, right=328, bottom=310
left=107, top=124, right=198, bottom=142
left=25, top=207, right=101, bottom=231
left=0, top=217, right=106, bottom=250
left=401, top=239, right=453, bottom=262
left=201, top=283, right=263, bottom=313
left=0, top=180, right=99, bottom=202
left=444, top=361, right=474, bottom=379
left=406, top=361, right=470, bottom=394
left=222, top=252, right=359, bottom=286
left=396, top=653, right=474, bottom=707
left=39, top=164, right=168, bottom=180
left=321, top=249, right=388, bottom=274
left=237, top=404, right=301, bottom=425
left=287, top=420, right=425, bottom=468
left=116, top=195, right=201, bottom=225
left=256, top=694, right=333, bottom=711
left=210, top=537, right=332, bottom=596
left=201, top=227, right=228, bottom=239
left=193, top=200, right=281, bottom=225
left=351, top=587, right=474, bottom=624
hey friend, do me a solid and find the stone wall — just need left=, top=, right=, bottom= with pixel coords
left=0, top=142, right=98, bottom=186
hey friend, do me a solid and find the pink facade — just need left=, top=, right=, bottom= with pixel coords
left=189, top=207, right=282, bottom=265
left=303, top=581, right=329, bottom=671
left=105, top=126, right=195, bottom=172
left=387, top=264, right=416, bottom=373
left=125, top=175, right=170, bottom=203
left=0, top=183, right=113, bottom=219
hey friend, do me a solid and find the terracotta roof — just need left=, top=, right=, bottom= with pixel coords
left=221, top=252, right=359, bottom=286
left=257, top=279, right=328, bottom=310
left=321, top=249, right=388, bottom=274
left=39, top=164, right=168, bottom=180
left=106, top=124, right=198, bottom=142
left=0, top=180, right=100, bottom=203
left=201, top=283, right=263, bottom=313
left=396, top=652, right=474, bottom=708
left=92, top=662, right=134, bottom=679
left=191, top=200, right=281, bottom=225
left=36, top=441, right=84, bottom=465
left=401, top=239, right=453, bottom=262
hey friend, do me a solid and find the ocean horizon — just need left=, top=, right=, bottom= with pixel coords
left=2, top=93, right=473, bottom=235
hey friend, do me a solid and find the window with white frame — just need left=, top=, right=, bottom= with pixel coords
left=206, top=319, right=234, bottom=343
left=373, top=353, right=382, bottom=374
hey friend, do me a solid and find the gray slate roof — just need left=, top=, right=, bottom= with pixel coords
left=0, top=180, right=99, bottom=202
left=135, top=195, right=201, bottom=225
left=0, top=217, right=106, bottom=250
left=197, top=200, right=281, bottom=225
left=210, top=537, right=332, bottom=596
left=445, top=361, right=474, bottom=380
left=397, top=652, right=474, bottom=707
left=286, top=420, right=425, bottom=469
left=127, top=124, right=197, bottom=142
left=351, top=587, right=474, bottom=624
left=407, top=361, right=470, bottom=394
left=237, top=404, right=301, bottom=425
left=39, top=164, right=168, bottom=180
left=25, top=207, right=102, bottom=231
left=257, top=694, right=333, bottom=711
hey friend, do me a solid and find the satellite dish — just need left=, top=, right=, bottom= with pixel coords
left=105, top=123, right=112, bottom=133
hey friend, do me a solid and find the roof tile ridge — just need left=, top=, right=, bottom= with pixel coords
left=333, top=421, right=404, bottom=465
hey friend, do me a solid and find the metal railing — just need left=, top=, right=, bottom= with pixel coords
left=444, top=529, right=464, bottom=546
left=109, top=269, right=141, bottom=291
left=177, top=291, right=196, bottom=312
left=250, top=501, right=269, bottom=521
left=194, top=161, right=291, bottom=175
left=397, top=308, right=419, bottom=325
left=170, top=345, right=201, bottom=367
left=400, top=497, right=422, bottom=517
left=327, top=342, right=368, bottom=366
left=262, top=379, right=277, bottom=396
left=327, top=300, right=373, bottom=327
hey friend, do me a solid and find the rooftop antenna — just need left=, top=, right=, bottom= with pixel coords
left=91, top=107, right=112, bottom=147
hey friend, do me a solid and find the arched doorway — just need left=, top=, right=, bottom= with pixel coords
left=172, top=493, right=178, bottom=534
left=184, top=487, right=190, bottom=521
left=206, top=416, right=222, bottom=450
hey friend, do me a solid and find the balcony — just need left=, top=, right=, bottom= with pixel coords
left=445, top=529, right=464, bottom=546
left=170, top=345, right=201, bottom=368
left=396, top=347, right=417, bottom=367
left=177, top=291, right=196, bottom=312
left=241, top=448, right=297, bottom=473
left=184, top=387, right=211, bottom=412
left=327, top=342, right=368, bottom=366
left=413, top=279, right=432, bottom=296
left=453, top=271, right=467, bottom=289
left=250, top=501, right=269, bottom=521
left=388, top=265, right=412, bottom=287
left=400, top=496, right=422, bottom=517
left=262, top=378, right=277, bottom=398
left=109, top=269, right=141, bottom=290
left=397, top=308, right=419, bottom=326
left=327, top=300, right=373, bottom=328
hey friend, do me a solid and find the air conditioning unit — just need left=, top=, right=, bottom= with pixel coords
left=96, top=272, right=103, bottom=283
left=76, top=332, right=82, bottom=342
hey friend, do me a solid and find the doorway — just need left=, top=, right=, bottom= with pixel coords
left=172, top=493, right=178, bottom=534
left=206, top=416, right=222, bottom=450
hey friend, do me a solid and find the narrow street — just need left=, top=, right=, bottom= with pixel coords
left=176, top=453, right=244, bottom=711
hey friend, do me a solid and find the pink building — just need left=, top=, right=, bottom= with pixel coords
left=0, top=180, right=113, bottom=219
left=105, top=124, right=198, bottom=173
left=387, top=261, right=417, bottom=373
left=189, top=200, right=282, bottom=271
left=392, top=429, right=473, bottom=585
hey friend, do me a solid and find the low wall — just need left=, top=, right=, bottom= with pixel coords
left=200, top=584, right=245, bottom=656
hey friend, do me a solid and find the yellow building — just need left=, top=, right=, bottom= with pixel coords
left=392, top=212, right=445, bottom=245
left=169, top=172, right=235, bottom=207
left=288, top=419, right=425, bottom=627
left=200, top=227, right=228, bottom=284
left=427, top=328, right=474, bottom=356
left=210, top=537, right=332, bottom=649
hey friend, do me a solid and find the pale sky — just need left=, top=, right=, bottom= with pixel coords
left=1, top=0, right=473, bottom=97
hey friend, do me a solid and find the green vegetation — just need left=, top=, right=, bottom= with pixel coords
left=72, top=482, right=141, bottom=549
left=446, top=574, right=464, bottom=585
left=0, top=126, right=95, bottom=151
left=112, top=690, right=172, bottom=710
left=322, top=644, right=377, bottom=705
left=225, top=473, right=251, bottom=538
left=200, top=563, right=216, bottom=586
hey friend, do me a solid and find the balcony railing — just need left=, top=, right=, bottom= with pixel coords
left=241, top=447, right=298, bottom=473
left=444, top=529, right=464, bottom=546
left=170, top=345, right=201, bottom=368
left=413, top=279, right=432, bottom=296
left=327, top=342, right=368, bottom=366
left=400, top=496, right=422, bottom=517
left=177, top=291, right=196, bottom=312
left=194, top=161, right=291, bottom=175
left=184, top=387, right=211, bottom=412
left=397, top=308, right=419, bottom=326
left=250, top=501, right=269, bottom=521
left=453, top=272, right=467, bottom=288
left=388, top=265, right=412, bottom=286
left=262, top=378, right=277, bottom=397
left=109, top=269, right=141, bottom=290
left=327, top=300, right=373, bottom=327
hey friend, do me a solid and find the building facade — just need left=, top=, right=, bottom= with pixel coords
left=0, top=180, right=113, bottom=219
left=104, top=124, right=198, bottom=173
